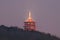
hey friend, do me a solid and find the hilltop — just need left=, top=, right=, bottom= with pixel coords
left=0, top=25, right=60, bottom=40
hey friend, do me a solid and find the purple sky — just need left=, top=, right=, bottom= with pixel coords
left=0, top=0, right=60, bottom=37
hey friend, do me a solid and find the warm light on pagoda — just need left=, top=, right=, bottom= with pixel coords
left=26, top=11, right=34, bottom=22
left=28, top=11, right=32, bottom=19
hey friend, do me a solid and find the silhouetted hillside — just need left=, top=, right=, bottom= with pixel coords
left=0, top=25, right=60, bottom=40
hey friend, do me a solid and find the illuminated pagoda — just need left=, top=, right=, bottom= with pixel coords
left=24, top=11, right=36, bottom=31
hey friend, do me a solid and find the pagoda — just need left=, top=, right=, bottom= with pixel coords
left=24, top=11, right=36, bottom=31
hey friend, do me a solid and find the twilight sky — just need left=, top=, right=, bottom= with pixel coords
left=0, top=0, right=60, bottom=37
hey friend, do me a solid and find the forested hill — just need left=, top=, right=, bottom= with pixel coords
left=0, top=25, right=60, bottom=40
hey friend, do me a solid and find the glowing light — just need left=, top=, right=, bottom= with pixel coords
left=28, top=11, right=32, bottom=19
left=25, top=11, right=33, bottom=22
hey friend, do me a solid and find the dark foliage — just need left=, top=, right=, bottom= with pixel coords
left=0, top=25, right=60, bottom=40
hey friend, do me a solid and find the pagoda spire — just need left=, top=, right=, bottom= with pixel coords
left=26, top=11, right=33, bottom=22
left=28, top=11, right=32, bottom=19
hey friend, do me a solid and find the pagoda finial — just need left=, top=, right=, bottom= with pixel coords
left=28, top=11, right=32, bottom=19
left=25, top=11, right=33, bottom=22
